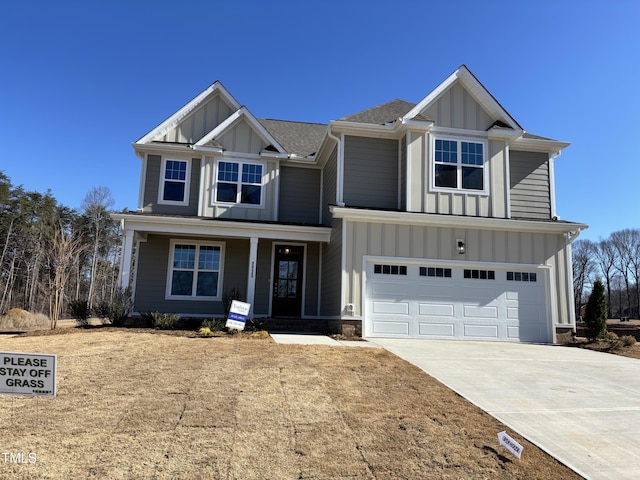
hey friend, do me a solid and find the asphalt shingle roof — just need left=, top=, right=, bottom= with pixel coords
left=259, top=119, right=327, bottom=157
left=338, top=99, right=429, bottom=124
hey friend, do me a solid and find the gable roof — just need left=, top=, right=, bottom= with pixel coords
left=192, top=106, right=287, bottom=154
left=404, top=65, right=523, bottom=131
left=136, top=81, right=241, bottom=144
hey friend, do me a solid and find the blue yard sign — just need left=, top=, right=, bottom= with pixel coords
left=225, top=300, right=251, bottom=330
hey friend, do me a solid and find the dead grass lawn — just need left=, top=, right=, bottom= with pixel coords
left=0, top=329, right=581, bottom=479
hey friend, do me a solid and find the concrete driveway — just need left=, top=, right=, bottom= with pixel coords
left=370, top=339, right=640, bottom=480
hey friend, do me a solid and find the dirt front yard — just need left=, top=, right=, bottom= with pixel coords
left=0, top=329, right=581, bottom=479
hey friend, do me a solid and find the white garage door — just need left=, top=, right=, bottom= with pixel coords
left=364, top=261, right=549, bottom=343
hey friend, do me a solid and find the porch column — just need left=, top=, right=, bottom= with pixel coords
left=246, top=237, right=259, bottom=318
left=119, top=226, right=135, bottom=290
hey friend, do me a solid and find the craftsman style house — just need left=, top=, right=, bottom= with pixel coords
left=115, top=65, right=587, bottom=343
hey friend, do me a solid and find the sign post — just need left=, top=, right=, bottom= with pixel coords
left=498, top=431, right=523, bottom=459
left=225, top=300, right=251, bottom=331
left=0, top=352, right=57, bottom=397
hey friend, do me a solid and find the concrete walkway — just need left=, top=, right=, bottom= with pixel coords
left=369, top=339, right=640, bottom=480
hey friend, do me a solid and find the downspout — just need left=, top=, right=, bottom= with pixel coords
left=549, top=150, right=561, bottom=220
left=327, top=128, right=345, bottom=207
left=565, top=226, right=585, bottom=341
left=326, top=128, right=348, bottom=322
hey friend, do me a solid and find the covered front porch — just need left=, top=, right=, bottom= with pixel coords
left=113, top=213, right=331, bottom=319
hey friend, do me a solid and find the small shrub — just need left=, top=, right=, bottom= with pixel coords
left=249, top=330, right=269, bottom=339
left=0, top=309, right=49, bottom=331
left=201, top=318, right=226, bottom=332
left=68, top=299, right=91, bottom=326
left=244, top=318, right=268, bottom=332
left=108, top=287, right=133, bottom=326
left=198, top=327, right=214, bottom=337
left=148, top=312, right=180, bottom=330
left=93, top=302, right=112, bottom=324
left=620, top=335, right=637, bottom=347
left=604, top=331, right=620, bottom=348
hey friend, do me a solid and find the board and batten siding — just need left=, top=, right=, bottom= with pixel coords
left=142, top=155, right=200, bottom=215
left=510, top=150, right=551, bottom=219
left=156, top=93, right=235, bottom=144
left=278, top=166, right=321, bottom=224
left=218, top=118, right=268, bottom=154
left=341, top=220, right=573, bottom=327
left=201, top=157, right=278, bottom=221
left=343, top=136, right=398, bottom=210
left=421, top=81, right=494, bottom=131
left=406, top=135, right=508, bottom=218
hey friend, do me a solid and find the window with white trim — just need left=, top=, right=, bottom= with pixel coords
left=166, top=241, right=224, bottom=300
left=432, top=136, right=487, bottom=193
left=214, top=160, right=264, bottom=206
left=159, top=159, right=190, bottom=205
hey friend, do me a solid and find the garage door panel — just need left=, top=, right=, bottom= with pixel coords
left=507, top=325, right=520, bottom=339
left=462, top=285, right=501, bottom=300
left=464, top=324, right=499, bottom=338
left=418, top=323, right=455, bottom=337
left=418, top=303, right=455, bottom=317
left=463, top=305, right=499, bottom=319
left=371, top=281, right=410, bottom=296
left=373, top=321, right=409, bottom=335
left=507, top=307, right=519, bottom=320
left=372, top=301, right=409, bottom=315
left=415, top=284, right=455, bottom=298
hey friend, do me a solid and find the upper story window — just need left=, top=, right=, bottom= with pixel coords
left=214, top=160, right=264, bottom=207
left=432, top=136, right=487, bottom=194
left=159, top=158, right=190, bottom=205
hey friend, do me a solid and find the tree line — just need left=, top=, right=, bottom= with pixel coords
left=573, top=229, right=640, bottom=320
left=0, top=172, right=121, bottom=327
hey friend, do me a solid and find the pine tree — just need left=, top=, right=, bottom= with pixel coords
left=584, top=279, right=607, bottom=341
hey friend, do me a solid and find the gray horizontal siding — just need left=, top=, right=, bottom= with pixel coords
left=142, top=155, right=199, bottom=216
left=279, top=166, right=321, bottom=224
left=344, top=136, right=398, bottom=209
left=510, top=151, right=551, bottom=219
left=322, top=146, right=338, bottom=225
left=134, top=234, right=248, bottom=317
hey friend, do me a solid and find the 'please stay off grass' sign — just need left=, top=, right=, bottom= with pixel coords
left=0, top=352, right=56, bottom=397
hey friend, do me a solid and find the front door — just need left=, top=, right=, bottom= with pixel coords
left=272, top=245, right=304, bottom=317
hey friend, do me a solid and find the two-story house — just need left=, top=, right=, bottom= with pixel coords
left=114, top=65, right=587, bottom=343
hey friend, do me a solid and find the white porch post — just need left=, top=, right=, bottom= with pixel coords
left=119, top=226, right=135, bottom=290
left=246, top=237, right=259, bottom=318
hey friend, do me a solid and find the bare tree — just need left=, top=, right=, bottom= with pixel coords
left=46, top=226, right=87, bottom=329
left=593, top=239, right=617, bottom=318
left=80, top=187, right=115, bottom=309
left=572, top=239, right=595, bottom=321
left=610, top=230, right=633, bottom=318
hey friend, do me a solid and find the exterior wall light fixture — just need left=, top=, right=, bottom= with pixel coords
left=457, top=239, right=466, bottom=255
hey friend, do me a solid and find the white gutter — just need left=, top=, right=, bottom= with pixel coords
left=330, top=205, right=588, bottom=235
left=326, top=128, right=344, bottom=207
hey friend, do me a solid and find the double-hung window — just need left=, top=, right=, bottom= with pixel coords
left=432, top=137, right=487, bottom=193
left=167, top=241, right=224, bottom=300
left=215, top=160, right=263, bottom=206
left=159, top=159, right=190, bottom=205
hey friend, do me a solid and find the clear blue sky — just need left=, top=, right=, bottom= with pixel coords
left=1, top=0, right=638, bottom=241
